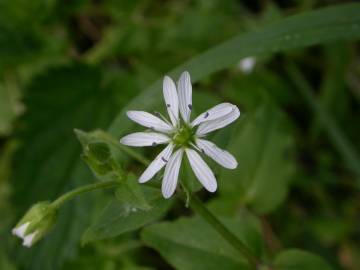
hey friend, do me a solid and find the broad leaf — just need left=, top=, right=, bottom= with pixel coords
left=10, top=63, right=120, bottom=270
left=220, top=104, right=295, bottom=214
left=115, top=174, right=151, bottom=211
left=274, top=249, right=333, bottom=270
left=82, top=186, right=172, bottom=244
left=141, top=211, right=264, bottom=270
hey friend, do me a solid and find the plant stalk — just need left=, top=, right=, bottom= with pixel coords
left=51, top=180, right=121, bottom=209
left=187, top=194, right=261, bottom=269
left=49, top=172, right=262, bottom=268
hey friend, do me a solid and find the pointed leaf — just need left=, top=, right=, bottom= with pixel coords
left=274, top=249, right=333, bottom=270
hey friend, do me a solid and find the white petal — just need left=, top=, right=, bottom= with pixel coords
left=163, top=76, right=179, bottom=126
left=196, top=139, right=238, bottom=169
left=196, top=105, right=240, bottom=136
left=120, top=132, right=170, bottom=147
left=185, top=148, right=217, bottom=192
left=23, top=231, right=37, bottom=247
left=139, top=143, right=174, bottom=183
left=177, top=71, right=192, bottom=123
left=126, top=111, right=173, bottom=133
left=191, top=103, right=234, bottom=127
left=12, top=222, right=29, bottom=238
left=162, top=149, right=184, bottom=199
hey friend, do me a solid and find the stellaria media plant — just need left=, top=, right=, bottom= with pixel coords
left=8, top=3, right=359, bottom=269
left=11, top=71, right=260, bottom=266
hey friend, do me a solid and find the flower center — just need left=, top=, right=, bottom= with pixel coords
left=172, top=124, right=195, bottom=147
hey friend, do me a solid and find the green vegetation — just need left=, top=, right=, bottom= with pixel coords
left=1, top=1, right=360, bottom=269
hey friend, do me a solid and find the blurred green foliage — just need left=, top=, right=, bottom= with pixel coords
left=1, top=0, right=360, bottom=270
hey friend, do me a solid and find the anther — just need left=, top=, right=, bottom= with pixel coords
left=154, top=111, right=160, bottom=117
left=204, top=112, right=209, bottom=118
left=152, top=142, right=157, bottom=146
left=166, top=104, right=171, bottom=108
left=188, top=104, right=192, bottom=110
left=161, top=157, right=168, bottom=163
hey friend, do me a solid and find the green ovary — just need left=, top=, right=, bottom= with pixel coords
left=172, top=125, right=195, bottom=147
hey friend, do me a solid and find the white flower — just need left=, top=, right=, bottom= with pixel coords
left=12, top=221, right=38, bottom=247
left=120, top=71, right=240, bottom=198
left=12, top=222, right=30, bottom=238
left=12, top=201, right=57, bottom=248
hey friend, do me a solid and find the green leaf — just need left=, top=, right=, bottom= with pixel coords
left=0, top=142, right=17, bottom=235
left=220, top=104, right=295, bottom=214
left=309, top=216, right=353, bottom=245
left=286, top=63, right=360, bottom=184
left=108, top=3, right=360, bottom=138
left=61, top=233, right=148, bottom=270
left=141, top=211, right=264, bottom=270
left=0, top=80, right=21, bottom=135
left=82, top=186, right=172, bottom=244
left=75, top=129, right=125, bottom=181
left=115, top=174, right=151, bottom=211
left=274, top=249, right=333, bottom=270
left=76, top=129, right=152, bottom=209
left=75, top=129, right=150, bottom=178
left=222, top=70, right=294, bottom=111
left=75, top=128, right=153, bottom=210
left=0, top=22, right=43, bottom=71
left=10, top=63, right=119, bottom=270
left=0, top=0, right=58, bottom=71
left=0, top=249, right=16, bottom=270
left=0, top=0, right=57, bottom=25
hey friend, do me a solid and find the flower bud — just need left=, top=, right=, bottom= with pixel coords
left=12, top=201, right=57, bottom=247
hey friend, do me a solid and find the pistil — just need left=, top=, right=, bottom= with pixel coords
left=172, top=124, right=195, bottom=147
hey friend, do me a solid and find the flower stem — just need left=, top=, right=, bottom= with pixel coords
left=49, top=174, right=261, bottom=268
left=51, top=180, right=121, bottom=209
left=188, top=194, right=261, bottom=269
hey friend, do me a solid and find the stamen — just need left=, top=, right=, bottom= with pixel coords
left=167, top=106, right=179, bottom=127
left=190, top=142, right=201, bottom=152
left=188, top=104, right=192, bottom=110
left=204, top=112, right=209, bottom=118
left=161, top=157, right=168, bottom=163
left=154, top=111, right=173, bottom=126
